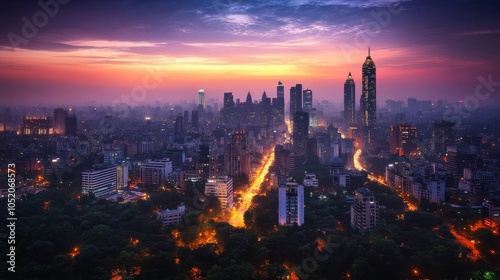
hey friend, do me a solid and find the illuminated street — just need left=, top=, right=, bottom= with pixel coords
left=354, top=148, right=418, bottom=211
left=228, top=150, right=275, bottom=227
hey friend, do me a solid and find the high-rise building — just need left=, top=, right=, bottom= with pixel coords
left=82, top=165, right=117, bottom=198
left=274, top=145, right=295, bottom=174
left=276, top=81, right=285, bottom=123
left=303, top=89, right=312, bottom=112
left=205, top=176, right=234, bottom=210
left=432, top=120, right=455, bottom=154
left=278, top=182, right=304, bottom=226
left=445, top=145, right=478, bottom=178
left=65, top=113, right=77, bottom=136
left=351, top=188, right=378, bottom=232
left=389, top=124, right=418, bottom=156
left=175, top=114, right=184, bottom=135
left=360, top=48, right=376, bottom=127
left=198, top=89, right=205, bottom=108
left=295, top=84, right=303, bottom=113
left=289, top=86, right=296, bottom=121
left=293, top=112, right=309, bottom=159
left=116, top=163, right=129, bottom=190
left=224, top=129, right=251, bottom=180
left=53, top=108, right=67, bottom=135
left=344, top=72, right=355, bottom=124
left=140, top=159, right=173, bottom=186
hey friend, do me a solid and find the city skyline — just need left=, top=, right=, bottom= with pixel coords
left=1, top=0, right=500, bottom=106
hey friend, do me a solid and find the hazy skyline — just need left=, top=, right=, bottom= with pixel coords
left=1, top=0, right=500, bottom=106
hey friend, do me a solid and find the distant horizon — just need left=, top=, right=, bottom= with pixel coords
left=1, top=0, right=500, bottom=106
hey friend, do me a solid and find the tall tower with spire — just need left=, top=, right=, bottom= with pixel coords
left=361, top=48, right=376, bottom=127
left=344, top=72, right=355, bottom=124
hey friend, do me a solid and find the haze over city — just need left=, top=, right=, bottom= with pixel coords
left=1, top=0, right=500, bottom=105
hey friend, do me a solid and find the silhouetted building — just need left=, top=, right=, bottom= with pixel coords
left=274, top=145, right=295, bottom=174
left=276, top=81, right=285, bottom=123
left=289, top=86, right=296, bottom=121
left=360, top=48, right=376, bottom=127
left=293, top=112, right=309, bottom=159
left=224, top=129, right=251, bottom=180
left=53, top=108, right=67, bottom=135
left=344, top=72, right=355, bottom=124
left=445, top=145, right=478, bottom=178
left=175, top=114, right=184, bottom=135
left=65, top=113, right=77, bottom=136
left=389, top=124, right=418, bottom=156
left=22, top=116, right=52, bottom=135
left=433, top=121, right=455, bottom=154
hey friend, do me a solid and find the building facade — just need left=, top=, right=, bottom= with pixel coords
left=278, top=182, right=305, bottom=226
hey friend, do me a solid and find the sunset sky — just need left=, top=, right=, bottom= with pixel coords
left=1, top=0, right=499, bottom=106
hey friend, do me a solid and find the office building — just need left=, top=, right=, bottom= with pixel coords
left=351, top=188, right=378, bottom=232
left=303, top=89, right=312, bottom=112
left=205, top=176, right=234, bottom=210
left=140, top=159, right=173, bottom=186
left=198, top=89, right=205, bottom=108
left=389, top=124, right=418, bottom=156
left=82, top=165, right=117, bottom=198
left=224, top=129, right=251, bottom=180
left=53, top=108, right=67, bottom=135
left=293, top=112, right=309, bottom=159
left=344, top=72, right=355, bottom=124
left=278, top=182, right=305, bottom=226
left=360, top=48, right=376, bottom=127
left=276, top=81, right=285, bottom=123
left=432, top=121, right=455, bottom=154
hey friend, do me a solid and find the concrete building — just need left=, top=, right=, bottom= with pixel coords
left=82, top=165, right=117, bottom=198
left=157, top=205, right=186, bottom=225
left=303, top=173, right=318, bottom=187
left=140, top=159, right=173, bottom=186
left=278, top=182, right=305, bottom=226
left=205, top=176, right=234, bottom=210
left=351, top=188, right=378, bottom=232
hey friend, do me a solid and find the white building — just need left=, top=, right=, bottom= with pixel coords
left=351, top=188, right=378, bottom=232
left=205, top=176, right=234, bottom=210
left=140, top=159, right=172, bottom=186
left=157, top=205, right=186, bottom=225
left=82, top=166, right=117, bottom=198
left=412, top=179, right=445, bottom=204
left=303, top=173, right=318, bottom=187
left=278, top=182, right=305, bottom=226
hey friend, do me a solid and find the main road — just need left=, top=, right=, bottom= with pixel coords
left=228, top=150, right=275, bottom=228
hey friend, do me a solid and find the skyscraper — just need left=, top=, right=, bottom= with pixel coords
left=351, top=187, right=378, bottom=232
left=303, top=89, right=312, bottom=112
left=295, top=83, right=303, bottom=113
left=344, top=72, right=355, bottom=124
left=224, top=129, right=251, bottom=180
left=275, top=81, right=285, bottom=124
left=198, top=89, right=205, bottom=108
left=278, top=182, right=304, bottom=226
left=289, top=86, right=296, bottom=121
left=361, top=48, right=376, bottom=127
left=293, top=112, right=309, bottom=159
left=53, top=108, right=67, bottom=135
